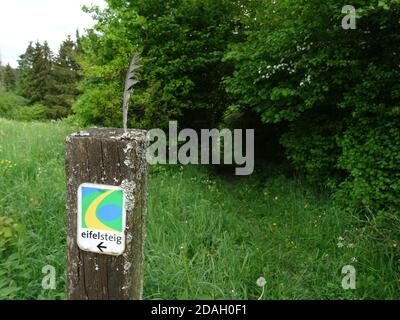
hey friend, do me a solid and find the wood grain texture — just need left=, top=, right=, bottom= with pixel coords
left=65, top=128, right=148, bottom=300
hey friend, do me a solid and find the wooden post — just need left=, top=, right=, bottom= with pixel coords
left=65, top=128, right=148, bottom=300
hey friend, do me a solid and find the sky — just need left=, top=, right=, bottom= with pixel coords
left=0, top=0, right=107, bottom=68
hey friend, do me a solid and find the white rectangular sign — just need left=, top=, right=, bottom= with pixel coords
left=77, top=183, right=126, bottom=256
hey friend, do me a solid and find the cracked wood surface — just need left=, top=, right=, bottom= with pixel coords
left=65, top=128, right=148, bottom=300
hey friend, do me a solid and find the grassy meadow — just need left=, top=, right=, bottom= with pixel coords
left=0, top=118, right=398, bottom=300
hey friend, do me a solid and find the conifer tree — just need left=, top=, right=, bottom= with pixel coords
left=17, top=42, right=35, bottom=98
left=3, top=64, right=16, bottom=91
left=46, top=35, right=81, bottom=114
left=32, top=41, right=54, bottom=104
left=18, top=41, right=54, bottom=104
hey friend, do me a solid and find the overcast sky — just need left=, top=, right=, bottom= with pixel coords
left=0, top=0, right=107, bottom=68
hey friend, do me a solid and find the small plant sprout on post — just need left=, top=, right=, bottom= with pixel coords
left=65, top=55, right=148, bottom=300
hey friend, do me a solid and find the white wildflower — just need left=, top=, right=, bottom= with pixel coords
left=256, top=277, right=266, bottom=287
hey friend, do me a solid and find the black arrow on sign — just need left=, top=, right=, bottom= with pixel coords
left=97, top=242, right=107, bottom=252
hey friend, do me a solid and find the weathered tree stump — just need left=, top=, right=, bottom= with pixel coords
left=65, top=128, right=148, bottom=300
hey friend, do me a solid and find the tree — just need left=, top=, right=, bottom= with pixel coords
left=75, top=29, right=83, bottom=55
left=16, top=37, right=82, bottom=119
left=224, top=0, right=400, bottom=213
left=45, top=35, right=81, bottom=116
left=18, top=41, right=54, bottom=104
left=73, top=0, right=247, bottom=129
left=31, top=41, right=54, bottom=104
left=3, top=64, right=16, bottom=91
left=17, top=42, right=35, bottom=96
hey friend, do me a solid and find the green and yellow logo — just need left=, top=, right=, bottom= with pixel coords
left=81, top=185, right=124, bottom=232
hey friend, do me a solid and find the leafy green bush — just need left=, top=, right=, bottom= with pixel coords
left=11, top=104, right=50, bottom=121
left=280, top=112, right=344, bottom=184
left=225, top=0, right=400, bottom=215
left=0, top=90, right=55, bottom=122
left=0, top=216, right=25, bottom=299
left=0, top=216, right=24, bottom=256
left=337, top=120, right=400, bottom=214
left=336, top=65, right=400, bottom=214
left=74, top=0, right=245, bottom=129
left=73, top=84, right=122, bottom=127
left=0, top=90, right=27, bottom=118
left=46, top=105, right=71, bottom=120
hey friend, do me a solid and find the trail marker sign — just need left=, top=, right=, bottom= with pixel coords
left=77, top=183, right=126, bottom=256
left=66, top=128, right=148, bottom=299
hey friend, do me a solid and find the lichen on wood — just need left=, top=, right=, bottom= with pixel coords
left=65, top=128, right=148, bottom=300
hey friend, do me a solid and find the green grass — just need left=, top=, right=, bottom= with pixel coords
left=0, top=118, right=398, bottom=299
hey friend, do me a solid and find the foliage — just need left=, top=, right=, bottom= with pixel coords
left=74, top=0, right=246, bottom=129
left=224, top=0, right=400, bottom=213
left=0, top=89, right=62, bottom=122
left=336, top=66, right=400, bottom=214
left=17, top=36, right=81, bottom=118
left=18, top=41, right=54, bottom=104
left=3, top=64, right=17, bottom=92
left=0, top=216, right=24, bottom=300
left=45, top=34, right=82, bottom=112
left=1, top=119, right=399, bottom=299
left=0, top=216, right=24, bottom=256
left=0, top=89, right=27, bottom=118
left=11, top=104, right=51, bottom=122
left=0, top=58, right=4, bottom=88
left=0, top=119, right=74, bottom=300
left=0, top=0, right=398, bottom=301
left=74, top=0, right=399, bottom=216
